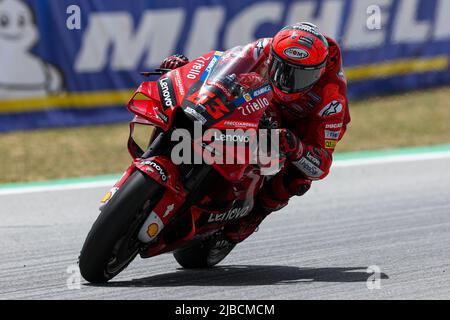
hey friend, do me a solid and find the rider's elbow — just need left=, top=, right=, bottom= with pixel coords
left=291, top=147, right=333, bottom=181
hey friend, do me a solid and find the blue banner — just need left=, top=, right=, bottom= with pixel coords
left=0, top=0, right=449, bottom=132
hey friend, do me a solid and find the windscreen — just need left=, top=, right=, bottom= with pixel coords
left=181, top=44, right=271, bottom=127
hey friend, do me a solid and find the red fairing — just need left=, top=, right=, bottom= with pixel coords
left=127, top=52, right=218, bottom=131
left=127, top=81, right=170, bottom=131
left=134, top=156, right=186, bottom=196
left=175, top=51, right=216, bottom=95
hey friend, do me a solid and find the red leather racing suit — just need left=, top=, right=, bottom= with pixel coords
left=235, top=37, right=351, bottom=212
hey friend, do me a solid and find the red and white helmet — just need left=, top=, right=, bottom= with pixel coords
left=269, top=22, right=329, bottom=102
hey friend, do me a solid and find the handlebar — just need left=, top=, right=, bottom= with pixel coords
left=140, top=68, right=173, bottom=77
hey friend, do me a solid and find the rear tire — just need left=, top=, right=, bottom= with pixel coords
left=79, top=171, right=162, bottom=283
left=173, top=235, right=236, bottom=269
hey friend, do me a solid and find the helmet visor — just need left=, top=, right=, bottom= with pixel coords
left=269, top=53, right=325, bottom=93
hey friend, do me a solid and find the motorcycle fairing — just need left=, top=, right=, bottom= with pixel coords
left=133, top=156, right=186, bottom=196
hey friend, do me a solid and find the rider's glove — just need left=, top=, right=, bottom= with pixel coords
left=237, top=73, right=266, bottom=90
left=277, top=128, right=303, bottom=160
left=160, top=54, right=189, bottom=70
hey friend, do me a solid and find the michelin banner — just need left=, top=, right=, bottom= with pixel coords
left=0, top=0, right=449, bottom=132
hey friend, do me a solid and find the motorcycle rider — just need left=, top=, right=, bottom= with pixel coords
left=160, top=22, right=350, bottom=243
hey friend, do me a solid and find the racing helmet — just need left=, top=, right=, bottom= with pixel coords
left=269, top=22, right=329, bottom=102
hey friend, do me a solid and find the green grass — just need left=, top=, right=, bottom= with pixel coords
left=338, top=86, right=450, bottom=152
left=1, top=86, right=450, bottom=184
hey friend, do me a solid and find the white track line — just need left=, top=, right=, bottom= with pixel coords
left=0, top=151, right=449, bottom=196
left=333, top=150, right=450, bottom=167
left=0, top=180, right=117, bottom=196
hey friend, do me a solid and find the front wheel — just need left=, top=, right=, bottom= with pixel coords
left=79, top=171, right=162, bottom=283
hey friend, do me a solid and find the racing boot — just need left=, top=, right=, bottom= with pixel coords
left=223, top=182, right=289, bottom=244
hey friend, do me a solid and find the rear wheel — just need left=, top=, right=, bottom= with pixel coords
left=173, top=234, right=236, bottom=269
left=79, top=171, right=162, bottom=283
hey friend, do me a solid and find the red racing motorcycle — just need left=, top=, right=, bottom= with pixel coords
left=79, top=45, right=283, bottom=283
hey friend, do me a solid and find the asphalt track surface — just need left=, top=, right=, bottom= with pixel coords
left=0, top=156, right=449, bottom=299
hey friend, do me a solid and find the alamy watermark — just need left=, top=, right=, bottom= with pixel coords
left=66, top=5, right=81, bottom=30
left=367, top=5, right=382, bottom=30
left=366, top=265, right=382, bottom=290
left=66, top=264, right=81, bottom=290
left=166, top=122, right=283, bottom=175
left=65, top=4, right=383, bottom=31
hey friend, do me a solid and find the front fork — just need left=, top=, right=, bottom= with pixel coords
left=100, top=155, right=188, bottom=242
left=100, top=120, right=216, bottom=251
left=100, top=160, right=212, bottom=249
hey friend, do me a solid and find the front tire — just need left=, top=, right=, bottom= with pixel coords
left=79, top=171, right=162, bottom=283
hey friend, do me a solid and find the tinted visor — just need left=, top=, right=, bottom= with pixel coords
left=269, top=53, right=325, bottom=93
